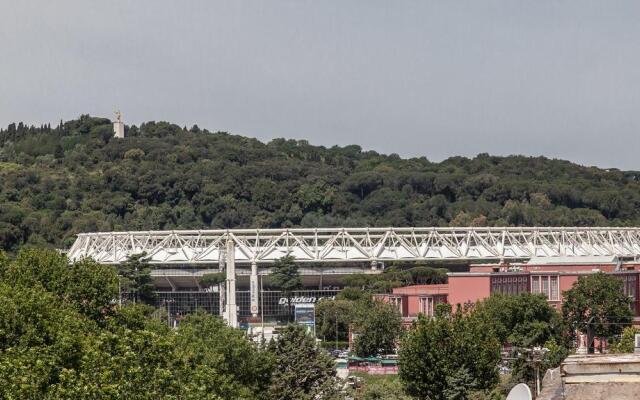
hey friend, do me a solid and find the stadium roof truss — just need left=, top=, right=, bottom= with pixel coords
left=67, top=227, right=640, bottom=265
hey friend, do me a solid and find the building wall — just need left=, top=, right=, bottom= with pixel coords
left=527, top=264, right=618, bottom=273
left=470, top=264, right=620, bottom=273
left=379, top=261, right=640, bottom=322
left=384, top=263, right=640, bottom=317
left=375, top=286, right=448, bottom=319
left=447, top=275, right=491, bottom=308
left=559, top=275, right=579, bottom=297
left=392, top=284, right=448, bottom=296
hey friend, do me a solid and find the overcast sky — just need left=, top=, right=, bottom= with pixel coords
left=1, top=1, right=639, bottom=169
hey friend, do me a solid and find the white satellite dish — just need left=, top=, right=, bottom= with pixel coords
left=506, top=383, right=532, bottom=400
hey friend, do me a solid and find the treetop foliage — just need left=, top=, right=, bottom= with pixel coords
left=562, top=272, right=634, bottom=340
left=316, top=295, right=403, bottom=357
left=0, top=248, right=277, bottom=399
left=267, top=325, right=338, bottom=400
left=2, top=115, right=640, bottom=252
left=340, top=265, right=448, bottom=293
left=473, top=293, right=563, bottom=348
left=398, top=310, right=501, bottom=400
left=270, top=255, right=302, bottom=293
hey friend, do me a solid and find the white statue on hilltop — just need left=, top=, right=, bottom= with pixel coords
left=113, top=110, right=125, bottom=138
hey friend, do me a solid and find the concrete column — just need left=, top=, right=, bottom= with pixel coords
left=225, top=240, right=238, bottom=328
left=218, top=246, right=226, bottom=319
left=250, top=261, right=259, bottom=317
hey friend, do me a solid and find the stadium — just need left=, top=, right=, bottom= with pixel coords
left=67, top=226, right=640, bottom=328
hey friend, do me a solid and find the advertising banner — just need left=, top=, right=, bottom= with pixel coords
left=294, top=304, right=316, bottom=334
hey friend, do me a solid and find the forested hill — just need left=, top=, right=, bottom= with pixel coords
left=1, top=115, right=639, bottom=251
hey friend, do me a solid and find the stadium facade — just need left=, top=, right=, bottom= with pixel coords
left=68, top=227, right=640, bottom=327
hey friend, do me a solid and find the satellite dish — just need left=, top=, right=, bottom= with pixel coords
left=506, top=383, right=532, bottom=400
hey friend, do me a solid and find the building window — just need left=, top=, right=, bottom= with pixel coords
left=620, top=274, right=637, bottom=301
left=532, top=275, right=559, bottom=301
left=419, top=297, right=434, bottom=316
left=390, top=296, right=403, bottom=313
left=490, top=275, right=529, bottom=295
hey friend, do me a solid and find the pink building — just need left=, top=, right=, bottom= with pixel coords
left=378, top=256, right=640, bottom=324
left=375, top=284, right=448, bottom=325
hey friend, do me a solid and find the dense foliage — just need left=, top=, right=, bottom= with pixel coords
left=3, top=116, right=640, bottom=397
left=341, top=265, right=448, bottom=294
left=270, top=255, right=302, bottom=321
left=117, top=253, right=156, bottom=305
left=267, top=325, right=338, bottom=400
left=562, top=272, right=633, bottom=343
left=610, top=327, right=640, bottom=353
left=398, top=306, right=501, bottom=400
left=473, top=293, right=562, bottom=348
left=396, top=294, right=576, bottom=399
left=2, top=115, right=640, bottom=251
left=473, top=294, right=567, bottom=394
left=316, top=294, right=403, bottom=357
left=316, top=299, right=354, bottom=342
left=0, top=248, right=349, bottom=400
left=351, top=299, right=404, bottom=357
left=357, top=376, right=412, bottom=400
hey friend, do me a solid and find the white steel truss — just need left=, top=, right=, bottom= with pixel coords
left=67, top=227, right=640, bottom=265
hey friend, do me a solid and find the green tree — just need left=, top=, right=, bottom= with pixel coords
left=360, top=377, right=411, bottom=400
left=473, top=293, right=562, bottom=347
left=51, top=326, right=182, bottom=399
left=352, top=299, right=403, bottom=357
left=199, top=272, right=226, bottom=287
left=610, top=326, right=640, bottom=353
left=541, top=338, right=571, bottom=371
left=270, top=255, right=301, bottom=322
left=0, top=284, right=92, bottom=399
left=408, top=266, right=448, bottom=285
left=0, top=248, right=118, bottom=323
left=316, top=298, right=353, bottom=342
left=65, top=258, right=119, bottom=322
left=562, top=272, right=633, bottom=349
left=267, top=325, right=337, bottom=400
left=336, top=287, right=371, bottom=302
left=4, top=115, right=640, bottom=251
left=2, top=248, right=69, bottom=294
left=0, top=248, right=279, bottom=400
left=174, top=313, right=274, bottom=399
left=399, top=310, right=501, bottom=400
left=474, top=294, right=569, bottom=392
left=117, top=253, right=156, bottom=305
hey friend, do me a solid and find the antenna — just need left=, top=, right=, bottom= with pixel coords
left=506, top=383, right=532, bottom=400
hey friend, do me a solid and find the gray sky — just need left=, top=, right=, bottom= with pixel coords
left=1, top=1, right=639, bottom=169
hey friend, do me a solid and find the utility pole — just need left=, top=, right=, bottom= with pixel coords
left=523, top=346, right=549, bottom=397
